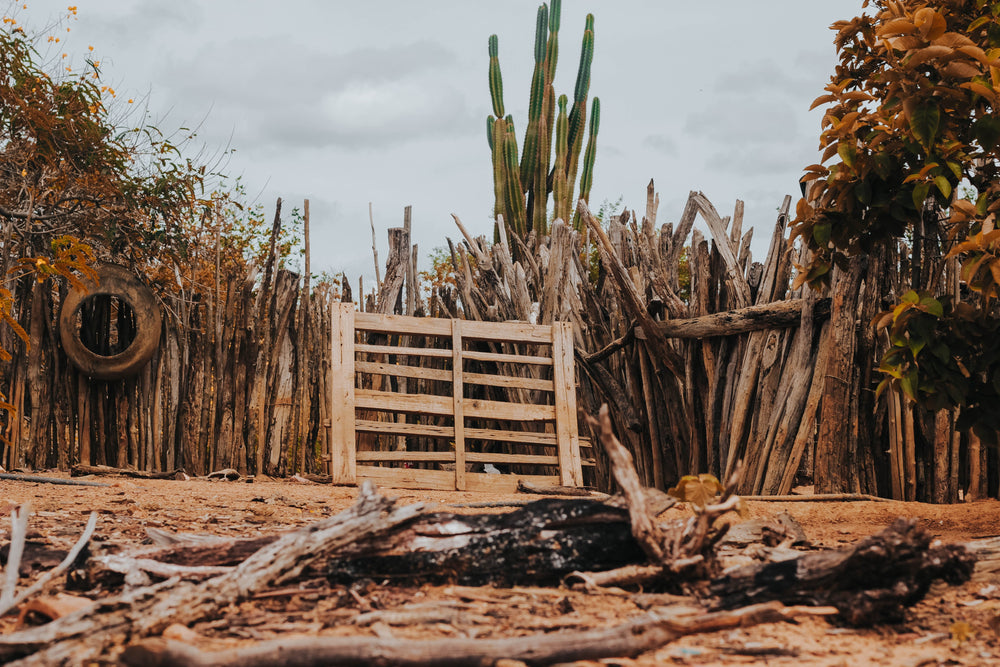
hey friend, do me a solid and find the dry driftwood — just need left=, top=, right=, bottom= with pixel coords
left=118, top=601, right=836, bottom=667
left=710, top=517, right=976, bottom=625
left=0, top=482, right=426, bottom=666
left=638, top=297, right=831, bottom=339
left=0, top=407, right=983, bottom=665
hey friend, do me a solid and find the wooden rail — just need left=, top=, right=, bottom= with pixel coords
left=328, top=304, right=586, bottom=491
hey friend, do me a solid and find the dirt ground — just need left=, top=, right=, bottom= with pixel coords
left=1, top=473, right=999, bottom=666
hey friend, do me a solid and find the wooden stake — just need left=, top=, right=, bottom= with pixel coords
left=329, top=303, right=356, bottom=484
left=451, top=318, right=466, bottom=491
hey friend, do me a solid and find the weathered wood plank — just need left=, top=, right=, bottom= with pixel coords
left=355, top=451, right=560, bottom=466
left=329, top=303, right=356, bottom=484
left=452, top=319, right=467, bottom=491
left=354, top=343, right=453, bottom=359
left=553, top=321, right=583, bottom=486
left=461, top=350, right=554, bottom=366
left=355, top=361, right=453, bottom=382
left=356, top=465, right=560, bottom=492
left=355, top=312, right=453, bottom=337
left=463, top=371, right=554, bottom=392
left=356, top=419, right=566, bottom=447
left=354, top=312, right=555, bottom=344
left=356, top=390, right=555, bottom=422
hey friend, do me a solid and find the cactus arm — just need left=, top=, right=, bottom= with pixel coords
left=503, top=116, right=527, bottom=238
left=488, top=35, right=505, bottom=118
left=490, top=116, right=507, bottom=221
left=565, top=18, right=594, bottom=204
left=553, top=94, right=570, bottom=224
left=579, top=97, right=600, bottom=204
left=519, top=4, right=548, bottom=193
left=573, top=97, right=600, bottom=230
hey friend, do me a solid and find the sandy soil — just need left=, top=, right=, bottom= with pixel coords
left=1, top=473, right=999, bottom=665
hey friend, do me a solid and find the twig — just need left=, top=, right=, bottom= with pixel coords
left=369, top=202, right=381, bottom=286
left=1, top=503, right=30, bottom=608
left=743, top=493, right=893, bottom=503
left=0, top=512, right=97, bottom=618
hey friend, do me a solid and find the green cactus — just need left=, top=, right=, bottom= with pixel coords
left=486, top=4, right=598, bottom=247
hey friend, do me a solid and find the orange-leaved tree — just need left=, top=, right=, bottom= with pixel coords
left=792, top=0, right=1000, bottom=441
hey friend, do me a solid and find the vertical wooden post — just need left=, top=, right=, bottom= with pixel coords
left=329, top=302, right=356, bottom=484
left=886, top=382, right=903, bottom=501
left=968, top=429, right=981, bottom=502
left=902, top=398, right=917, bottom=502
left=552, top=321, right=583, bottom=486
left=295, top=199, right=312, bottom=473
left=451, top=318, right=467, bottom=491
left=933, top=409, right=950, bottom=503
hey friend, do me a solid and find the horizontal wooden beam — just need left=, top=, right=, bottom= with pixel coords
left=637, top=297, right=831, bottom=340
left=355, top=343, right=453, bottom=359
left=356, top=390, right=555, bottom=422
left=355, top=361, right=452, bottom=382
left=463, top=350, right=554, bottom=366
left=354, top=312, right=554, bottom=345
left=356, top=465, right=561, bottom=492
left=355, top=450, right=560, bottom=466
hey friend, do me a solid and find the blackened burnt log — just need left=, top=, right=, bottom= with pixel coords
left=709, top=518, right=975, bottom=625
left=322, top=498, right=646, bottom=587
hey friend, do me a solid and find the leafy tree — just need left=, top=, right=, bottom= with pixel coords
left=791, top=0, right=1000, bottom=440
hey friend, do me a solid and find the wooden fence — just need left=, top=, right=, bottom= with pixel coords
left=328, top=304, right=588, bottom=492
left=0, top=191, right=995, bottom=502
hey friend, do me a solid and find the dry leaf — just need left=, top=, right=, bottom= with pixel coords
left=951, top=620, right=975, bottom=643
left=667, top=474, right=723, bottom=508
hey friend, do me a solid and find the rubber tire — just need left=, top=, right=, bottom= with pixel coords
left=59, top=263, right=162, bottom=380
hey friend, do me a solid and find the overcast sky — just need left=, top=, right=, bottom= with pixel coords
left=22, top=0, right=864, bottom=286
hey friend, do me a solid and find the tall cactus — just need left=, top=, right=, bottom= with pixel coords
left=487, top=3, right=599, bottom=247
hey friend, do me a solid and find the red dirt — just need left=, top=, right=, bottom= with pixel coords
left=1, top=474, right=998, bottom=665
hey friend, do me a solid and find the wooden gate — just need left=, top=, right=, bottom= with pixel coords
left=327, top=303, right=587, bottom=491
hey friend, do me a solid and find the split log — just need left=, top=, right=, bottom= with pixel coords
left=709, top=517, right=975, bottom=625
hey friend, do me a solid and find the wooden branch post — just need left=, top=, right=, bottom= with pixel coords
left=553, top=321, right=583, bottom=486
left=329, top=303, right=356, bottom=484
left=451, top=318, right=467, bottom=491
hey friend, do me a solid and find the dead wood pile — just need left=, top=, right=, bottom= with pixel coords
left=0, top=408, right=981, bottom=666
left=440, top=187, right=996, bottom=501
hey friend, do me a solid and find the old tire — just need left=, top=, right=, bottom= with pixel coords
left=59, top=263, right=162, bottom=380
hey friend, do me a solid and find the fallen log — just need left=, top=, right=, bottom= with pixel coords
left=118, top=601, right=837, bottom=667
left=635, top=297, right=832, bottom=340
left=709, top=517, right=976, bottom=625
left=319, top=497, right=645, bottom=587
left=69, top=465, right=184, bottom=480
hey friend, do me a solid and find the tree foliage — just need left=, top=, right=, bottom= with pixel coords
left=791, top=0, right=1000, bottom=440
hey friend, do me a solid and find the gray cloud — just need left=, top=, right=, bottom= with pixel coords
left=684, top=102, right=799, bottom=146
left=157, top=40, right=473, bottom=150
left=644, top=134, right=678, bottom=156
